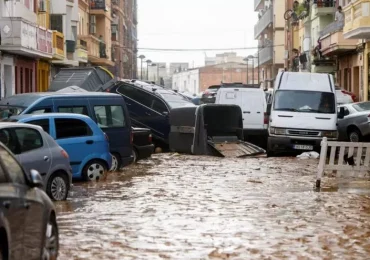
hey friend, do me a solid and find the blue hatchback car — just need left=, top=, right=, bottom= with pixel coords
left=7, top=113, right=112, bottom=181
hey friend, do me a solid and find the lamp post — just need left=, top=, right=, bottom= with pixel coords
left=138, top=55, right=145, bottom=80
left=247, top=55, right=255, bottom=84
left=146, top=59, right=152, bottom=80
left=243, top=57, right=249, bottom=84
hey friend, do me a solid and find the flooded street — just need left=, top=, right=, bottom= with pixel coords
left=56, top=154, right=370, bottom=259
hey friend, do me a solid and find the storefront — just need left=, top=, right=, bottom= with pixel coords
left=37, top=60, right=50, bottom=92
left=15, top=57, right=37, bottom=94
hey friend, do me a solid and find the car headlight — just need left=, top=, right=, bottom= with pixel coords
left=322, top=131, right=338, bottom=138
left=270, top=127, right=286, bottom=135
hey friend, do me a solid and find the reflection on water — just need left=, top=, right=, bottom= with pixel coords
left=56, top=155, right=370, bottom=259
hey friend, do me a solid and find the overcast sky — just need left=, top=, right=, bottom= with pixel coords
left=137, top=0, right=258, bottom=68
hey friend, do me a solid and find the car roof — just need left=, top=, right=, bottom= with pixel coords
left=0, top=122, right=44, bottom=131
left=277, top=72, right=334, bottom=93
left=9, top=113, right=92, bottom=121
left=0, top=92, right=122, bottom=107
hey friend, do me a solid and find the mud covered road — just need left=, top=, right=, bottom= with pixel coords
left=56, top=154, right=370, bottom=259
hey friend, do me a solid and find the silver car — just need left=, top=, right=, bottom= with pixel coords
left=338, top=102, right=370, bottom=142
left=0, top=122, right=72, bottom=200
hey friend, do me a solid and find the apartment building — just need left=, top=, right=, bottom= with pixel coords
left=254, top=0, right=285, bottom=87
left=0, top=0, right=53, bottom=97
left=205, top=52, right=245, bottom=66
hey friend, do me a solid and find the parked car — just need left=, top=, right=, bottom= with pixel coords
left=0, top=143, right=58, bottom=260
left=107, top=80, right=195, bottom=146
left=335, top=86, right=355, bottom=105
left=216, top=86, right=268, bottom=137
left=5, top=113, right=112, bottom=181
left=200, top=85, right=220, bottom=104
left=0, top=122, right=72, bottom=200
left=267, top=71, right=344, bottom=156
left=132, top=127, right=154, bottom=162
left=0, top=92, right=132, bottom=171
left=337, top=101, right=370, bottom=142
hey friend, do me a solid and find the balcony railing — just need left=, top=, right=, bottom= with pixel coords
left=312, top=0, right=336, bottom=16
left=52, top=31, right=65, bottom=59
left=259, top=45, right=273, bottom=65
left=320, top=20, right=344, bottom=37
left=343, top=0, right=370, bottom=39
left=254, top=6, right=273, bottom=39
left=254, top=0, right=264, bottom=11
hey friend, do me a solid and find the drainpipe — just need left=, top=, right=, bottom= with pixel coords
left=363, top=41, right=369, bottom=101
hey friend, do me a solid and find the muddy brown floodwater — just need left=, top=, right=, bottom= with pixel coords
left=56, top=154, right=370, bottom=259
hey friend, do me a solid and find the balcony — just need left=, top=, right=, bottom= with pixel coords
left=90, top=0, right=111, bottom=18
left=312, top=0, right=336, bottom=16
left=254, top=6, right=273, bottom=39
left=80, top=35, right=114, bottom=66
left=112, top=0, right=124, bottom=16
left=343, top=0, right=370, bottom=39
left=0, top=18, right=52, bottom=59
left=259, top=45, right=273, bottom=65
left=52, top=31, right=65, bottom=60
left=76, top=39, right=88, bottom=63
left=254, top=0, right=264, bottom=11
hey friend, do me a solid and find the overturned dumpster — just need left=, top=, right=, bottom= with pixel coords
left=169, top=104, right=266, bottom=157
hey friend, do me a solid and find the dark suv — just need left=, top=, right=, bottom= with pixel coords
left=107, top=80, right=195, bottom=146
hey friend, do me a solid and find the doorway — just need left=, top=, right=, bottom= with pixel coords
left=353, top=66, right=360, bottom=97
left=3, top=65, right=12, bottom=98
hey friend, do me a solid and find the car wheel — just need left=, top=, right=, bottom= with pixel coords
left=46, top=172, right=69, bottom=201
left=82, top=160, right=107, bottom=181
left=348, top=128, right=362, bottom=142
left=109, top=153, right=122, bottom=172
left=42, top=215, right=59, bottom=260
left=132, top=149, right=138, bottom=163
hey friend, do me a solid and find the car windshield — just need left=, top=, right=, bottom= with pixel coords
left=0, top=106, right=25, bottom=119
left=159, top=93, right=196, bottom=109
left=352, top=102, right=370, bottom=112
left=274, top=90, right=336, bottom=114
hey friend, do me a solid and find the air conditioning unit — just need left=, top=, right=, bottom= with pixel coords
left=90, top=15, right=96, bottom=24
left=39, top=0, right=46, bottom=12
left=90, top=24, right=96, bottom=34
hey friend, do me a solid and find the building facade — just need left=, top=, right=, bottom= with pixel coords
left=0, top=0, right=138, bottom=98
left=205, top=52, right=245, bottom=66
left=254, top=0, right=286, bottom=88
left=172, top=62, right=259, bottom=94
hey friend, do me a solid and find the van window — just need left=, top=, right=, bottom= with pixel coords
left=94, top=106, right=126, bottom=128
left=117, top=84, right=153, bottom=108
left=274, top=90, right=336, bottom=114
left=55, top=118, right=92, bottom=139
left=25, top=119, right=50, bottom=134
left=29, top=107, right=53, bottom=114
left=58, top=106, right=88, bottom=115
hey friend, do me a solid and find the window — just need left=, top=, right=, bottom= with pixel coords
left=353, top=102, right=370, bottom=112
left=14, top=128, right=43, bottom=153
left=151, top=99, right=167, bottom=113
left=26, top=119, right=50, bottom=134
left=0, top=148, right=25, bottom=185
left=50, top=15, right=63, bottom=33
left=0, top=129, right=17, bottom=154
left=58, top=106, right=88, bottom=115
left=55, top=118, right=92, bottom=139
left=94, top=106, right=126, bottom=128
left=117, top=84, right=153, bottom=107
left=29, top=107, right=53, bottom=114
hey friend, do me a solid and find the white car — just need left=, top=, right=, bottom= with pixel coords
left=335, top=86, right=354, bottom=105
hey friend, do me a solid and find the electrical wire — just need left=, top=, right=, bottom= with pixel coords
left=138, top=45, right=285, bottom=52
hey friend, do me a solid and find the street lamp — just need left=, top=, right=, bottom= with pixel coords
left=247, top=55, right=255, bottom=84
left=138, top=55, right=145, bottom=80
left=146, top=59, right=152, bottom=80
left=243, top=57, right=249, bottom=84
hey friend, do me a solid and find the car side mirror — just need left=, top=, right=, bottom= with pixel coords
left=266, top=103, right=272, bottom=116
left=29, top=169, right=44, bottom=188
left=338, top=107, right=345, bottom=119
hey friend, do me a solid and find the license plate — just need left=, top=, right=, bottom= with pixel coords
left=293, top=144, right=313, bottom=150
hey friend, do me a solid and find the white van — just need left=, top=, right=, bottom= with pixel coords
left=267, top=71, right=344, bottom=155
left=216, top=86, right=268, bottom=136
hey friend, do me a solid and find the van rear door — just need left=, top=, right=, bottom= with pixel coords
left=241, top=90, right=265, bottom=130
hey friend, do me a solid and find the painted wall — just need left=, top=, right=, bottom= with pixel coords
left=172, top=69, right=199, bottom=94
